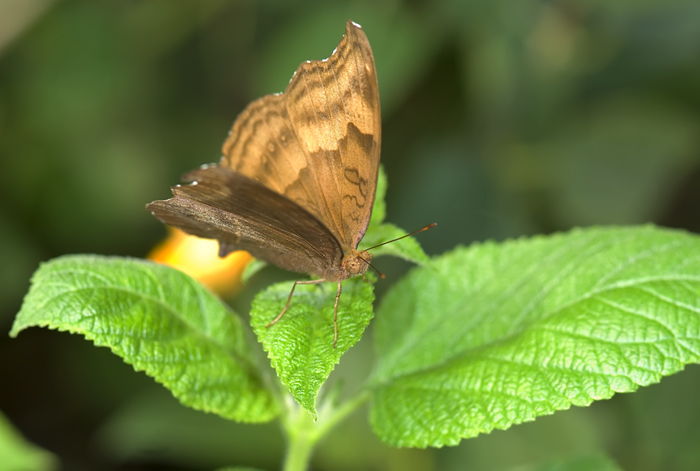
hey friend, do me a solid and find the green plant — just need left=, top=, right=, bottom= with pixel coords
left=9, top=170, right=700, bottom=471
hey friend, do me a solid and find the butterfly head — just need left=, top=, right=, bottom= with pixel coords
left=345, top=249, right=372, bottom=276
left=322, top=249, right=372, bottom=282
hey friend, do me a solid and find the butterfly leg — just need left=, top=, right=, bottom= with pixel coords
left=266, top=279, right=326, bottom=328
left=333, top=281, right=342, bottom=348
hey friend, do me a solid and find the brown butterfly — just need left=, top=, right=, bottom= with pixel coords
left=147, top=20, right=381, bottom=347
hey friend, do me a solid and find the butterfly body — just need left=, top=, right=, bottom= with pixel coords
left=147, top=21, right=380, bottom=345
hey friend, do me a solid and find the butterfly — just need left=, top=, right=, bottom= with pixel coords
left=147, top=20, right=381, bottom=347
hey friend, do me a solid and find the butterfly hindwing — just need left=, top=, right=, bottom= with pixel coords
left=147, top=166, right=344, bottom=277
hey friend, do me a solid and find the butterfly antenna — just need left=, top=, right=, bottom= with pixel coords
left=358, top=254, right=385, bottom=279
left=363, top=223, right=437, bottom=252
left=358, top=223, right=436, bottom=278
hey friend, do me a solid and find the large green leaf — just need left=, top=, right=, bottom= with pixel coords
left=251, top=277, right=374, bottom=419
left=370, top=226, right=700, bottom=447
left=11, top=255, right=277, bottom=423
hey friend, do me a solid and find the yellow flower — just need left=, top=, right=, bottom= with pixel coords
left=148, top=228, right=253, bottom=296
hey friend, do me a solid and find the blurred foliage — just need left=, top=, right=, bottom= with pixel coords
left=1, top=0, right=699, bottom=470
left=0, top=411, right=56, bottom=471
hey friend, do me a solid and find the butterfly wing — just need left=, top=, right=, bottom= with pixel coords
left=221, top=20, right=381, bottom=252
left=147, top=166, right=344, bottom=277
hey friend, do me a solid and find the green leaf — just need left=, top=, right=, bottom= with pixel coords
left=369, top=226, right=700, bottom=447
left=361, top=222, right=430, bottom=266
left=251, top=277, right=375, bottom=419
left=362, top=165, right=430, bottom=266
left=11, top=255, right=277, bottom=423
left=0, top=412, right=57, bottom=471
left=242, top=258, right=268, bottom=284
left=369, top=165, right=388, bottom=226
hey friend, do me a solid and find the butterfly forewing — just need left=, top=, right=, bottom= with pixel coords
left=221, top=20, right=380, bottom=252
left=221, top=94, right=319, bottom=213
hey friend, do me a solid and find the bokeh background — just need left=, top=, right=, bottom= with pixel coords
left=2, top=0, right=700, bottom=470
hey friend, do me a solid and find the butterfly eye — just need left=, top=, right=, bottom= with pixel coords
left=346, top=259, right=359, bottom=273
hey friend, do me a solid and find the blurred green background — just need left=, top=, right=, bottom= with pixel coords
left=1, top=0, right=700, bottom=470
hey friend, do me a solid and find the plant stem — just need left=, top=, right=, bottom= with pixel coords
left=281, top=389, right=372, bottom=471
left=283, top=410, right=317, bottom=471
left=316, top=388, right=371, bottom=438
